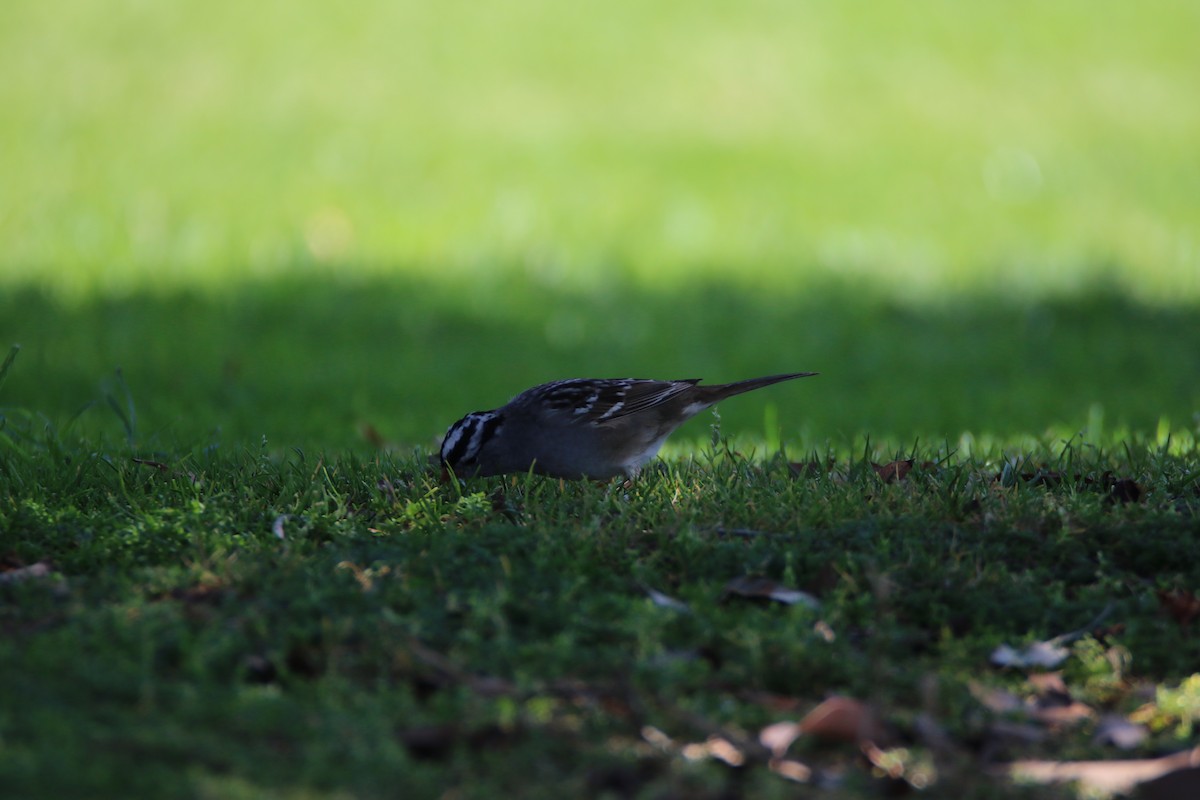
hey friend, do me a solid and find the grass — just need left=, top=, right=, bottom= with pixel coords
left=2, top=1, right=1199, bottom=301
left=3, top=2, right=1199, bottom=448
left=3, top=1, right=1200, bottom=796
left=2, top=278, right=1198, bottom=451
left=2, top=415, right=1199, bottom=797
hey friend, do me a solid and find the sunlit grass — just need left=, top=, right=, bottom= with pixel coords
left=2, top=1, right=1198, bottom=302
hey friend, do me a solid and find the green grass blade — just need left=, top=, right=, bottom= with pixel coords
left=0, top=344, right=19, bottom=395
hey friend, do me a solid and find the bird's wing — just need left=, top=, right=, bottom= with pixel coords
left=528, top=378, right=702, bottom=424
left=591, top=379, right=701, bottom=422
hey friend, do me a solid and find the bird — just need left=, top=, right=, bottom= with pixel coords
left=439, top=372, right=816, bottom=480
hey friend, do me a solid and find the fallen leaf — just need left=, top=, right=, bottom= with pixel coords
left=769, top=757, right=813, bottom=783
left=1029, top=701, right=1093, bottom=727
left=813, top=619, right=836, bottom=642
left=1027, top=673, right=1093, bottom=727
left=759, top=721, right=804, bottom=757
left=864, top=741, right=906, bottom=780
left=991, top=607, right=1116, bottom=675
left=0, top=561, right=53, bottom=584
left=991, top=639, right=1071, bottom=669
left=645, top=587, right=690, bottom=613
left=789, top=459, right=833, bottom=478
left=723, top=576, right=820, bottom=609
left=641, top=725, right=673, bottom=751
left=797, top=696, right=886, bottom=744
left=1004, top=746, right=1200, bottom=795
left=337, top=561, right=389, bottom=592
left=1157, top=589, right=1200, bottom=629
left=681, top=736, right=745, bottom=767
left=970, top=682, right=1024, bottom=714
left=873, top=459, right=914, bottom=482
left=1027, top=671, right=1069, bottom=696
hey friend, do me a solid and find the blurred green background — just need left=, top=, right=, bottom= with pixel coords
left=2, top=1, right=1198, bottom=450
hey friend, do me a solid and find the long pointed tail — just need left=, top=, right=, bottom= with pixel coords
left=704, top=372, right=817, bottom=402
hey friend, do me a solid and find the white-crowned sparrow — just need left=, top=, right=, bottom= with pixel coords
left=440, top=372, right=816, bottom=479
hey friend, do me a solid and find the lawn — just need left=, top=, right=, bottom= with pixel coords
left=2, top=2, right=1200, bottom=797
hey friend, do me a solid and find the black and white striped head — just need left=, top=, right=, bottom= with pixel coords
left=440, top=410, right=504, bottom=474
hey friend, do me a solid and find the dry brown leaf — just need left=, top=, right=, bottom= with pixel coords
left=681, top=736, right=745, bottom=767
left=769, top=757, right=813, bottom=783
left=797, top=696, right=886, bottom=744
left=861, top=741, right=905, bottom=780
left=788, top=459, right=829, bottom=478
left=873, top=459, right=914, bottom=483
left=759, top=721, right=804, bottom=757
left=1005, top=746, right=1200, bottom=795
left=813, top=619, right=836, bottom=642
left=1157, top=588, right=1200, bottom=630
left=969, top=681, right=1024, bottom=714
left=1028, top=701, right=1093, bottom=727
left=1027, top=673, right=1093, bottom=727
left=1027, top=671, right=1069, bottom=696
left=996, top=467, right=1146, bottom=507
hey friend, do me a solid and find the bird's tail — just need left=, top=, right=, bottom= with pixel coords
left=705, top=372, right=817, bottom=402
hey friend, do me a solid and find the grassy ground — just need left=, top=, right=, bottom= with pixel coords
left=3, top=277, right=1199, bottom=451
left=3, top=1, right=1200, bottom=797
left=3, top=1, right=1199, bottom=302
left=2, top=425, right=1199, bottom=798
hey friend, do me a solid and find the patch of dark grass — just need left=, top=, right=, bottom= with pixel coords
left=2, top=431, right=1199, bottom=797
left=3, top=274, right=1199, bottom=451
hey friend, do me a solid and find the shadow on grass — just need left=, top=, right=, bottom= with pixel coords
left=2, top=266, right=1197, bottom=449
